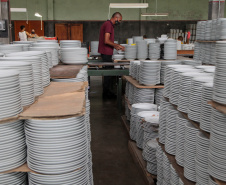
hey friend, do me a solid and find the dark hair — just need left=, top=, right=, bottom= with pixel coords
left=20, top=25, right=25, bottom=30
left=178, top=36, right=183, bottom=40
left=112, top=12, right=122, bottom=18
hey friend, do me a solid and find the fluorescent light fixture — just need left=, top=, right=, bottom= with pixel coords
left=10, top=8, right=27, bottom=12
left=141, top=13, right=169, bottom=16
left=109, top=3, right=148, bottom=8
left=35, top=13, right=42, bottom=17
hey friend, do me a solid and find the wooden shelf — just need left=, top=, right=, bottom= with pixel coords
left=208, top=100, right=226, bottom=115
left=124, top=76, right=164, bottom=89
left=177, top=50, right=194, bottom=56
left=213, top=177, right=226, bottom=185
left=128, top=140, right=156, bottom=185
left=121, top=115, right=130, bottom=138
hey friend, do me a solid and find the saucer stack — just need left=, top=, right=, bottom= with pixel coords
left=156, top=145, right=164, bottom=185
left=164, top=39, right=177, bottom=60
left=136, top=40, right=148, bottom=60
left=125, top=45, right=137, bottom=60
left=149, top=42, right=160, bottom=60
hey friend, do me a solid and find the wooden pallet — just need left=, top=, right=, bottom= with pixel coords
left=208, top=100, right=226, bottom=115
left=121, top=115, right=130, bottom=138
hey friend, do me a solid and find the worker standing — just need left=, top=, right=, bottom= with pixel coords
left=98, top=12, right=125, bottom=99
left=30, top=29, right=39, bottom=38
left=18, top=25, right=31, bottom=41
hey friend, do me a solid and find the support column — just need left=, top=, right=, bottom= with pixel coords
left=45, top=0, right=54, bottom=37
left=208, top=0, right=225, bottom=20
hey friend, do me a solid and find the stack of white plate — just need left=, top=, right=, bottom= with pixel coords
left=136, top=40, right=148, bottom=60
left=25, top=116, right=89, bottom=174
left=0, top=120, right=26, bottom=172
left=209, top=176, right=218, bottom=185
left=127, top=83, right=134, bottom=104
left=164, top=39, right=177, bottom=60
left=193, top=42, right=200, bottom=61
left=0, top=70, right=23, bottom=119
left=60, top=40, right=81, bottom=48
left=156, top=144, right=164, bottom=185
left=0, top=44, right=23, bottom=54
left=204, top=43, right=211, bottom=64
left=13, top=41, right=34, bottom=44
left=205, top=20, right=212, bottom=40
left=37, top=40, right=58, bottom=43
left=136, top=63, right=141, bottom=81
left=86, top=99, right=91, bottom=143
left=90, top=41, right=100, bottom=56
left=60, top=48, right=88, bottom=64
left=163, top=152, right=171, bottom=182
left=125, top=45, right=137, bottom=60
left=184, top=122, right=199, bottom=182
left=218, top=18, right=226, bottom=40
left=211, top=19, right=217, bottom=41
left=181, top=60, right=202, bottom=66
left=200, top=82, right=213, bottom=132
left=13, top=43, right=30, bottom=51
left=179, top=178, right=184, bottom=185
left=112, top=54, right=124, bottom=60
left=200, top=21, right=206, bottom=40
left=195, top=132, right=210, bottom=185
left=0, top=52, right=4, bottom=57
left=139, top=61, right=161, bottom=85
left=165, top=106, right=178, bottom=155
left=199, top=43, right=205, bottom=63
left=127, top=38, right=133, bottom=45
left=0, top=61, right=35, bottom=106
left=0, top=57, right=43, bottom=96
left=145, top=38, right=156, bottom=44
left=155, top=88, right=164, bottom=106
left=32, top=42, right=59, bottom=49
left=0, top=173, right=27, bottom=185
left=129, top=61, right=140, bottom=78
left=188, top=76, right=214, bottom=123
left=196, top=21, right=202, bottom=40
left=6, top=51, right=50, bottom=87
left=132, top=87, right=155, bottom=104
left=210, top=43, right=216, bottom=65
left=170, top=164, right=179, bottom=185
left=159, top=97, right=171, bottom=144
left=29, top=165, right=89, bottom=184
left=133, top=36, right=143, bottom=44
left=175, top=113, right=188, bottom=167
left=148, top=42, right=160, bottom=60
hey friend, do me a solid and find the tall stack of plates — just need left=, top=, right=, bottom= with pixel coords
left=0, top=62, right=35, bottom=106
left=0, top=57, right=43, bottom=96
left=0, top=173, right=27, bottom=184
left=32, top=42, right=59, bottom=49
left=145, top=38, right=156, bottom=44
left=128, top=83, right=134, bottom=104
left=170, top=164, right=179, bottom=185
left=132, top=87, right=155, bottom=104
left=60, top=48, right=88, bottom=64
left=196, top=21, right=202, bottom=40
left=164, top=39, right=177, bottom=60
left=156, top=144, right=164, bottom=185
left=210, top=43, right=216, bottom=65
left=149, top=42, right=160, bottom=60
left=125, top=45, right=137, bottom=60
left=37, top=40, right=58, bottom=43
left=211, top=19, right=217, bottom=40
left=0, top=120, right=26, bottom=172
left=13, top=41, right=34, bottom=44
left=188, top=76, right=214, bottom=123
left=204, top=43, right=212, bottom=64
left=184, top=122, right=199, bottom=182
left=155, top=88, right=164, bottom=106
left=0, top=44, right=23, bottom=54
left=60, top=40, right=81, bottom=48
left=195, top=132, right=210, bottom=185
left=13, top=43, right=30, bottom=51
left=130, top=61, right=140, bottom=78
left=136, top=40, right=148, bottom=60
left=200, top=21, right=206, bottom=40
left=139, top=61, right=161, bottom=85
left=163, top=152, right=171, bottom=183
left=218, top=18, right=226, bottom=40
left=193, top=42, right=200, bottom=61
left=175, top=113, right=188, bottom=167
left=205, top=20, right=212, bottom=40
left=136, top=63, right=141, bottom=81
left=133, top=36, right=143, bottom=44
left=90, top=41, right=100, bottom=56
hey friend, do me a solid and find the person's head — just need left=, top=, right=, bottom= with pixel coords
left=178, top=36, right=183, bottom=42
left=111, top=12, right=122, bottom=25
left=20, top=25, right=25, bottom=31
left=31, top=29, right=35, bottom=34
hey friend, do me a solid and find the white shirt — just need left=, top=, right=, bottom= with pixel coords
left=19, top=31, right=27, bottom=41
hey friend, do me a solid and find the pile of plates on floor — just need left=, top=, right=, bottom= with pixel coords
left=139, top=61, right=161, bottom=85
left=163, top=152, right=171, bottom=183
left=149, top=42, right=160, bottom=60
left=136, top=40, right=148, bottom=60
left=0, top=44, right=23, bottom=54
left=90, top=41, right=100, bottom=56
left=60, top=47, right=88, bottom=64
left=164, top=39, right=177, bottom=60
left=60, top=40, right=81, bottom=48
left=133, top=36, right=143, bottom=44
left=125, top=45, right=137, bottom=60
left=155, top=88, right=164, bottom=106
left=0, top=173, right=27, bottom=185
left=0, top=120, right=26, bottom=172
left=205, top=20, right=212, bottom=40
left=156, top=144, right=164, bottom=185
left=184, top=122, right=199, bottom=182
left=0, top=61, right=35, bottom=106
left=170, top=164, right=179, bottom=185
left=132, top=87, right=155, bottom=104
left=195, top=132, right=210, bottom=185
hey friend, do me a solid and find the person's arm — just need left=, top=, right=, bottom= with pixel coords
left=104, top=33, right=125, bottom=51
left=26, top=31, right=31, bottom=38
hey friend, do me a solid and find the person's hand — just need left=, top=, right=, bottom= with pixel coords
left=114, top=44, right=122, bottom=50
left=121, top=46, right=125, bottom=51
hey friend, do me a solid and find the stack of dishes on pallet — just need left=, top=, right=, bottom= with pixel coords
left=199, top=43, right=205, bottom=63
left=149, top=42, right=160, bottom=60
left=164, top=39, right=177, bottom=60
left=156, top=145, right=164, bottom=185
left=204, top=43, right=211, bottom=64
left=0, top=173, right=27, bottom=185
left=0, top=61, right=35, bottom=106
left=112, top=54, right=124, bottom=60
left=6, top=51, right=50, bottom=87
left=60, top=40, right=81, bottom=48
left=218, top=18, right=226, bottom=40
left=13, top=41, right=34, bottom=44
left=211, top=19, right=217, bottom=40
left=210, top=43, right=216, bottom=65
left=0, top=120, right=26, bottom=172
left=0, top=57, right=43, bottom=96
left=125, top=45, right=137, bottom=60
left=127, top=82, right=134, bottom=104
left=129, top=61, right=140, bottom=78
left=195, top=132, right=210, bottom=185
left=132, top=87, right=155, bottom=104
left=163, top=152, right=171, bottom=184
left=196, top=21, right=202, bottom=40
left=155, top=88, right=164, bottom=106
left=136, top=40, right=148, bottom=60
left=181, top=60, right=202, bottom=66
left=193, top=42, right=200, bottom=61
left=184, top=122, right=199, bottom=182
left=144, top=38, right=156, bottom=44
left=90, top=41, right=100, bottom=56
left=200, top=21, right=206, bottom=40
left=170, top=164, right=179, bottom=185
left=60, top=47, right=88, bottom=64
left=132, top=36, right=143, bottom=44
left=13, top=42, right=31, bottom=51
left=205, top=20, right=212, bottom=40
left=0, top=44, right=23, bottom=54
left=139, top=61, right=161, bottom=85
left=142, top=139, right=158, bottom=175
left=37, top=40, right=58, bottom=43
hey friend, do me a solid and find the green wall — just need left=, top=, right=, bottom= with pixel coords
left=10, top=0, right=221, bottom=21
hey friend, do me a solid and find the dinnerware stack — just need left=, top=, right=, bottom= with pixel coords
left=188, top=76, right=214, bottom=123
left=163, top=152, right=171, bottom=183
left=13, top=41, right=34, bottom=44
left=218, top=18, right=226, bottom=40
left=164, top=39, right=177, bottom=60
left=170, top=164, right=179, bottom=185
left=211, top=19, right=217, bottom=41
left=112, top=54, right=124, bottom=60
left=0, top=44, right=23, bottom=54
left=133, top=36, right=143, bottom=44
left=181, top=60, right=202, bottom=66
left=193, top=42, right=200, bottom=61
left=210, top=43, right=216, bottom=65
left=155, top=88, right=164, bottom=106
left=200, top=21, right=206, bottom=40
left=184, top=122, right=199, bottom=182
left=132, top=87, right=155, bottom=104
left=145, top=38, right=156, bottom=44
left=204, top=43, right=212, bottom=64
left=165, top=106, right=178, bottom=155
left=148, top=42, right=160, bottom=60
left=6, top=51, right=50, bottom=87
left=0, top=61, right=35, bottom=106
left=196, top=21, right=202, bottom=40
left=13, top=43, right=30, bottom=51
left=125, top=45, right=137, bottom=60
left=156, top=144, right=164, bottom=185
left=0, top=173, right=27, bottom=185
left=0, top=120, right=26, bottom=172
left=0, top=57, right=43, bottom=96
left=90, top=41, right=100, bottom=56
left=175, top=113, right=188, bottom=167
left=60, top=40, right=81, bottom=48
left=205, top=20, right=212, bottom=40
left=129, top=61, right=140, bottom=79
left=195, top=132, right=210, bottom=185
left=60, top=47, right=88, bottom=64
left=139, top=61, right=161, bottom=85
left=37, top=40, right=58, bottom=43
left=136, top=40, right=148, bottom=60
left=159, top=97, right=171, bottom=144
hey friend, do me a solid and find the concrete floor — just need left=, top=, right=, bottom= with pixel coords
left=89, top=76, right=146, bottom=185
